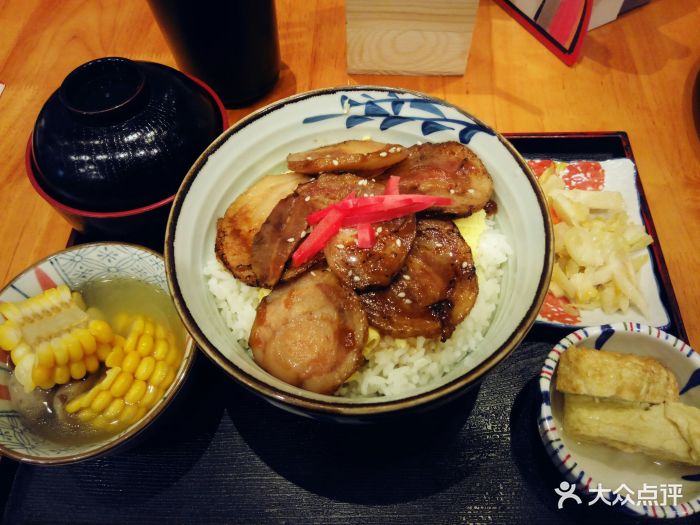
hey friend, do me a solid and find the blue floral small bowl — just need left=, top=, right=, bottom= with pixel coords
left=0, top=243, right=195, bottom=465
left=539, top=323, right=700, bottom=519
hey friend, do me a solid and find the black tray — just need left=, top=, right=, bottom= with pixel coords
left=1, top=132, right=689, bottom=524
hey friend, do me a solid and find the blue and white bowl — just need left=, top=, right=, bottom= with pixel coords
left=166, top=86, right=553, bottom=419
left=0, top=242, right=195, bottom=464
left=539, top=323, right=700, bottom=518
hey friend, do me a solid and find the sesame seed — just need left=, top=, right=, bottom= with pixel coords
left=468, top=188, right=476, bottom=194
left=376, top=227, right=383, bottom=234
left=336, top=244, right=344, bottom=249
left=402, top=274, right=411, bottom=280
left=435, top=242, right=443, bottom=248
left=348, top=270, right=353, bottom=276
left=300, top=230, right=307, bottom=238
left=287, top=237, right=295, bottom=243
left=449, top=252, right=453, bottom=257
left=379, top=152, right=388, bottom=157
left=396, top=147, right=402, bottom=151
left=304, top=196, right=311, bottom=202
left=396, top=239, right=402, bottom=247
left=353, top=275, right=360, bottom=282
left=306, top=156, right=312, bottom=160
left=449, top=189, right=455, bottom=194
left=389, top=147, right=396, bottom=153
left=311, top=271, right=317, bottom=276
left=462, top=261, right=469, bottom=268
left=397, top=292, right=406, bottom=298
left=371, top=178, right=376, bottom=182
left=332, top=159, right=339, bottom=166
left=405, top=299, right=413, bottom=304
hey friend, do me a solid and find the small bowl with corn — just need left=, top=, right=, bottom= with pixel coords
left=0, top=242, right=195, bottom=464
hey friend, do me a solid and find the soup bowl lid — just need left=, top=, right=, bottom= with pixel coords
left=31, top=57, right=227, bottom=214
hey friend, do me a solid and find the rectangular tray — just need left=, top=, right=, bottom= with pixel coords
left=0, top=132, right=687, bottom=524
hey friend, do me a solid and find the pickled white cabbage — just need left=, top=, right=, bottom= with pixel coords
left=539, top=163, right=653, bottom=316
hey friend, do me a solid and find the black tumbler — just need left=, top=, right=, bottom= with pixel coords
left=147, top=0, right=280, bottom=108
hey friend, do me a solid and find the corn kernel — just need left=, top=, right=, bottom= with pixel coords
left=119, top=404, right=139, bottom=425
left=77, top=384, right=102, bottom=409
left=14, top=355, right=35, bottom=392
left=97, top=367, right=121, bottom=391
left=71, top=291, right=87, bottom=310
left=52, top=336, right=70, bottom=365
left=124, top=331, right=139, bottom=353
left=153, top=339, right=169, bottom=361
left=10, top=343, right=31, bottom=366
left=32, top=366, right=53, bottom=389
left=155, top=323, right=167, bottom=340
left=91, top=415, right=111, bottom=430
left=135, top=356, right=155, bottom=381
left=140, top=384, right=162, bottom=408
left=105, top=347, right=125, bottom=368
left=124, top=379, right=147, bottom=404
left=110, top=371, right=133, bottom=398
left=67, top=332, right=85, bottom=361
left=0, top=322, right=21, bottom=350
left=77, top=408, right=98, bottom=422
left=91, top=390, right=113, bottom=412
left=84, top=354, right=100, bottom=373
left=66, top=396, right=83, bottom=414
left=96, top=343, right=111, bottom=361
left=35, top=342, right=55, bottom=368
left=148, top=361, right=169, bottom=387
left=103, top=398, right=125, bottom=420
left=70, top=361, right=87, bottom=380
left=113, top=312, right=131, bottom=335
left=113, top=334, right=126, bottom=348
left=165, top=345, right=181, bottom=366
left=134, top=406, right=147, bottom=422
left=0, top=302, right=22, bottom=322
left=137, top=334, right=154, bottom=357
left=89, top=320, right=113, bottom=344
left=130, top=315, right=145, bottom=335
left=121, top=351, right=140, bottom=373
left=161, top=366, right=177, bottom=389
left=144, top=320, right=155, bottom=337
left=73, top=328, right=96, bottom=354
left=54, top=365, right=71, bottom=385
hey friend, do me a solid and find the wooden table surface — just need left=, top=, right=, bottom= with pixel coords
left=1, top=0, right=698, bottom=343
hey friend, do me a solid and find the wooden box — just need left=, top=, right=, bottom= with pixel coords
left=346, top=0, right=479, bottom=76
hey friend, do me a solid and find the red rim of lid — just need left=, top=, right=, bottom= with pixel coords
left=26, top=69, right=229, bottom=219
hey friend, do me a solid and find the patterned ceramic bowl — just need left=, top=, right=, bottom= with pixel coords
left=0, top=243, right=195, bottom=464
left=166, top=86, right=553, bottom=420
left=539, top=323, right=700, bottom=518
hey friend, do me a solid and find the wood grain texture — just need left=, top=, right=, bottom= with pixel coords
left=0, top=0, right=699, bottom=347
left=346, top=0, right=479, bottom=75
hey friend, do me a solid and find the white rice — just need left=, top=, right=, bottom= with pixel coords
left=204, top=218, right=511, bottom=398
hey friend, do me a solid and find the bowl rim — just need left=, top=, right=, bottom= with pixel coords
left=165, top=85, right=554, bottom=416
left=0, top=241, right=197, bottom=465
left=538, top=323, right=700, bottom=519
left=25, top=67, right=229, bottom=219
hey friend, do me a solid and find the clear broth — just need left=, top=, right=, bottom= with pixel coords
left=11, top=278, right=185, bottom=447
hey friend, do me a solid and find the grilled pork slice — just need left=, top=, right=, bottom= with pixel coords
left=360, top=219, right=478, bottom=341
left=251, top=174, right=384, bottom=287
left=215, top=172, right=309, bottom=286
left=287, top=140, right=409, bottom=175
left=324, top=215, right=416, bottom=290
left=249, top=270, right=368, bottom=394
left=384, top=142, right=493, bottom=216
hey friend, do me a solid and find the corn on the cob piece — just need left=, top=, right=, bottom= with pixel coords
left=66, top=315, right=183, bottom=432
left=0, top=286, right=116, bottom=392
